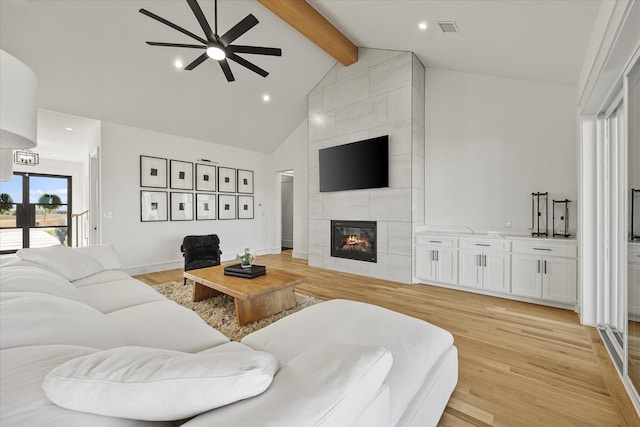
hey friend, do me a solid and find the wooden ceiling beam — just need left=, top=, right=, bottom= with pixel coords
left=257, top=0, right=358, bottom=66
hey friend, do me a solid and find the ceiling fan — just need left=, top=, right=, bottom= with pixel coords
left=139, top=0, right=282, bottom=82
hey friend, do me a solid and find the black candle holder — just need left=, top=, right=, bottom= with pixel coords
left=632, top=189, right=640, bottom=241
left=552, top=199, right=571, bottom=237
left=531, top=192, right=548, bottom=237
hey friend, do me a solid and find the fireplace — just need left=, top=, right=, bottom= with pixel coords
left=331, top=220, right=377, bottom=262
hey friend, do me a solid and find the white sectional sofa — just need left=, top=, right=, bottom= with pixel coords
left=0, top=244, right=458, bottom=426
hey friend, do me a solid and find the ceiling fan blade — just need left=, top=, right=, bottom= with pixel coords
left=185, top=0, right=215, bottom=43
left=146, top=42, right=206, bottom=49
left=229, top=45, right=282, bottom=56
left=228, top=53, right=268, bottom=77
left=219, top=59, right=235, bottom=82
left=140, top=8, right=208, bottom=45
left=185, top=52, right=209, bottom=70
left=219, top=14, right=259, bottom=46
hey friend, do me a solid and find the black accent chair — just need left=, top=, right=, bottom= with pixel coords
left=180, top=234, right=222, bottom=284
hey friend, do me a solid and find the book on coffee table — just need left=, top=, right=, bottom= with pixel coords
left=223, top=264, right=266, bottom=279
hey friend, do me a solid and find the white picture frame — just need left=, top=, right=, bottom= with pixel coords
left=218, top=167, right=236, bottom=193
left=237, top=169, right=254, bottom=194
left=170, top=160, right=193, bottom=190
left=237, top=195, right=254, bottom=219
left=140, top=191, right=168, bottom=222
left=218, top=194, right=236, bottom=220
left=140, top=156, right=167, bottom=188
left=196, top=193, right=216, bottom=220
left=170, top=192, right=194, bottom=221
left=195, top=163, right=216, bottom=192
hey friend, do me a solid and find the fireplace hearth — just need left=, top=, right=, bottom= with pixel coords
left=331, top=220, right=377, bottom=262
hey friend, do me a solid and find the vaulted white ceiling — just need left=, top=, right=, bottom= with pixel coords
left=0, top=0, right=601, bottom=159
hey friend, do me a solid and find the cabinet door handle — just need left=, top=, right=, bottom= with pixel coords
left=537, top=260, right=541, bottom=273
left=483, top=254, right=487, bottom=267
left=544, top=260, right=547, bottom=274
left=477, top=254, right=481, bottom=266
left=429, top=240, right=442, bottom=243
left=533, top=247, right=552, bottom=251
left=436, top=250, right=439, bottom=262
left=475, top=243, right=490, bottom=247
left=432, top=250, right=435, bottom=261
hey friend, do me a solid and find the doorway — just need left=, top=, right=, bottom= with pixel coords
left=0, top=172, right=72, bottom=253
left=281, top=172, right=294, bottom=250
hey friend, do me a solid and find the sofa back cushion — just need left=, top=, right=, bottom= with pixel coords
left=42, top=346, right=279, bottom=421
left=74, top=244, right=123, bottom=270
left=17, top=244, right=104, bottom=281
left=0, top=265, right=86, bottom=303
left=0, top=292, right=125, bottom=350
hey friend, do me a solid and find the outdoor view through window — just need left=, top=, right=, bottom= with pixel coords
left=0, top=173, right=70, bottom=253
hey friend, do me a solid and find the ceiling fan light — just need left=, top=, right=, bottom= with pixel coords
left=206, top=46, right=225, bottom=60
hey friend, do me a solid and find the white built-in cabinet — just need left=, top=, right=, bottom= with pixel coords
left=458, top=239, right=510, bottom=292
left=415, top=233, right=578, bottom=309
left=510, top=241, right=577, bottom=304
left=416, top=236, right=457, bottom=285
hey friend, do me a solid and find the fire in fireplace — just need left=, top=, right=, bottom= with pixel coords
left=331, top=220, right=377, bottom=262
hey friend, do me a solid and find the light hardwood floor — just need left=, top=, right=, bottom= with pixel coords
left=135, top=251, right=639, bottom=426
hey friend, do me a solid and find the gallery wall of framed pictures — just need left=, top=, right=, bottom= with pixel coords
left=139, top=155, right=254, bottom=222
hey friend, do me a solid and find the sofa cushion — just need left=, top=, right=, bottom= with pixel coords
left=74, top=244, right=123, bottom=270
left=17, top=244, right=104, bottom=281
left=0, top=292, right=125, bottom=350
left=182, top=343, right=393, bottom=426
left=107, top=301, right=230, bottom=352
left=1, top=345, right=168, bottom=427
left=76, top=279, right=166, bottom=314
left=42, top=346, right=279, bottom=421
left=242, top=299, right=455, bottom=426
left=72, top=269, right=132, bottom=287
left=0, top=264, right=86, bottom=303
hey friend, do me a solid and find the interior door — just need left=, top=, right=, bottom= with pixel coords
left=0, top=172, right=72, bottom=253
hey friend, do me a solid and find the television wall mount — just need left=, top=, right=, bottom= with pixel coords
left=531, top=192, right=548, bottom=237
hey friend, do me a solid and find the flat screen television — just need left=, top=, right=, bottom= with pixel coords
left=319, top=135, right=389, bottom=192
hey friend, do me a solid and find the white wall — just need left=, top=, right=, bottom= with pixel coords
left=270, top=120, right=309, bottom=259
left=425, top=68, right=578, bottom=234
left=99, top=121, right=272, bottom=273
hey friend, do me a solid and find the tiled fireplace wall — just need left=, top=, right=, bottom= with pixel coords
left=308, top=49, right=425, bottom=283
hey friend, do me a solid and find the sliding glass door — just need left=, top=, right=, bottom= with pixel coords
left=0, top=172, right=72, bottom=253
left=626, top=53, right=640, bottom=397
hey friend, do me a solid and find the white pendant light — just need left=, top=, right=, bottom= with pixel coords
left=0, top=149, right=13, bottom=181
left=0, top=49, right=38, bottom=181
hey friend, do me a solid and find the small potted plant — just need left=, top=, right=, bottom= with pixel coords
left=236, top=247, right=255, bottom=268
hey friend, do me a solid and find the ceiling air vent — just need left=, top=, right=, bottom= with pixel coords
left=437, top=21, right=460, bottom=33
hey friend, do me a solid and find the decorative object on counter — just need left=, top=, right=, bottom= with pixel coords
left=236, top=247, right=256, bottom=268
left=531, top=192, right=548, bottom=236
left=632, top=189, right=640, bottom=240
left=552, top=199, right=571, bottom=237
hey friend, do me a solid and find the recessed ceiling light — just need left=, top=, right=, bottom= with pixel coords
left=174, top=59, right=183, bottom=69
left=418, top=22, right=428, bottom=30
left=65, top=127, right=73, bottom=131
left=262, top=94, right=270, bottom=102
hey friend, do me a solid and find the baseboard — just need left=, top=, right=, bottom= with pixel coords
left=124, top=260, right=183, bottom=276
left=292, top=251, right=308, bottom=260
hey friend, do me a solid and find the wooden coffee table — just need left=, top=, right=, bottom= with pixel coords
left=183, top=265, right=306, bottom=325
